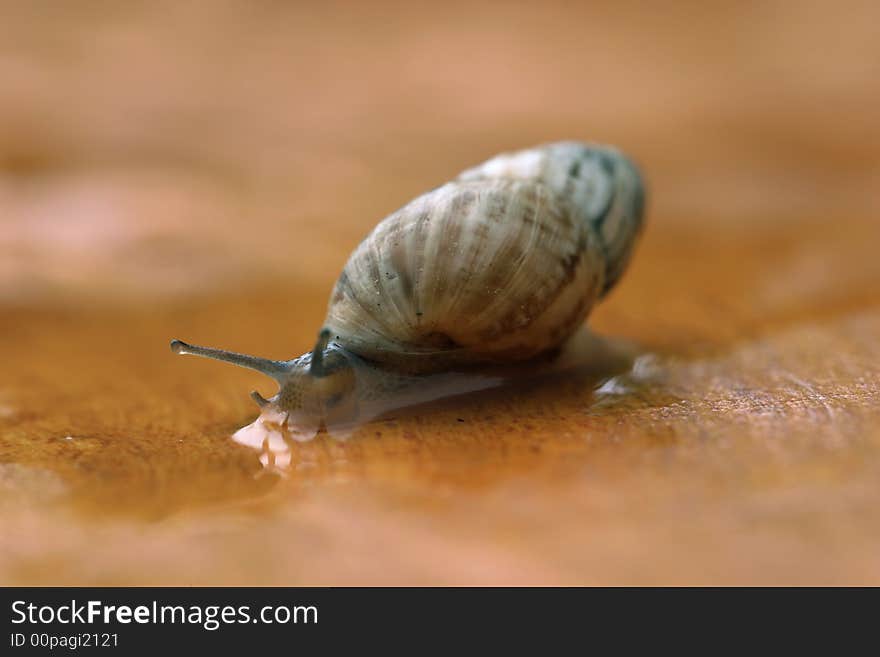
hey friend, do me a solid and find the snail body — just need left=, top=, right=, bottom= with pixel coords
left=172, top=141, right=645, bottom=439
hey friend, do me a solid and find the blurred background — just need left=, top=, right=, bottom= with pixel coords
left=1, top=0, right=878, bottom=584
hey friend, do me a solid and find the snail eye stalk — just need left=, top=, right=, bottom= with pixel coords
left=309, top=329, right=332, bottom=378
left=170, top=339, right=289, bottom=382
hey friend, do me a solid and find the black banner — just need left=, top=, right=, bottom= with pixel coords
left=0, top=587, right=873, bottom=653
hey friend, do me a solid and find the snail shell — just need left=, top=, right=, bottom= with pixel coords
left=171, top=141, right=645, bottom=437
left=325, top=141, right=643, bottom=372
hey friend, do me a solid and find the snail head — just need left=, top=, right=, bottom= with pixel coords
left=170, top=329, right=359, bottom=435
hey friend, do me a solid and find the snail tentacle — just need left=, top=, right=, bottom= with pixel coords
left=309, top=329, right=332, bottom=377
left=169, top=339, right=290, bottom=382
left=250, top=390, right=272, bottom=407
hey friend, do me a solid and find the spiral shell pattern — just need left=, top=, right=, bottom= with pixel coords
left=458, top=141, right=645, bottom=295
left=323, top=142, right=644, bottom=372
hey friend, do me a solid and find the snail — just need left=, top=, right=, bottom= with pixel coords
left=171, top=141, right=645, bottom=441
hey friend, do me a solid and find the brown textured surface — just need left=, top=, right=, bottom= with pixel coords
left=1, top=1, right=879, bottom=585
